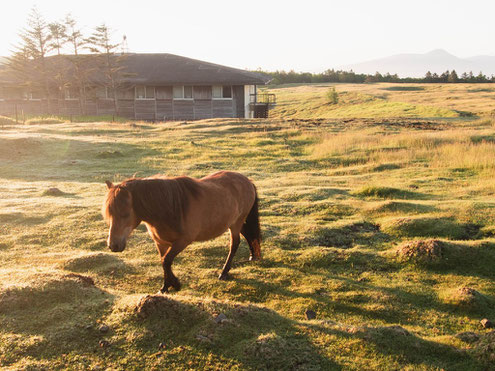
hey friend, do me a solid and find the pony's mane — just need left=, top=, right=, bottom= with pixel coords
left=106, top=176, right=202, bottom=231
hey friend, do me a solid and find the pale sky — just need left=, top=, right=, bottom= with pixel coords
left=1, top=0, right=494, bottom=72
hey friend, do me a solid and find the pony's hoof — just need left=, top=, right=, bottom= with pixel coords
left=249, top=256, right=261, bottom=261
left=159, top=286, right=169, bottom=294
left=218, top=273, right=230, bottom=280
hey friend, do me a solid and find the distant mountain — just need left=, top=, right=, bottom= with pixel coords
left=340, top=49, right=495, bottom=78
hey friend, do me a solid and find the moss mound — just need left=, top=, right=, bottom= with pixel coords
left=0, top=273, right=97, bottom=313
left=382, top=217, right=480, bottom=240
left=61, top=253, right=131, bottom=275
left=396, top=239, right=445, bottom=264
left=26, top=117, right=65, bottom=125
left=471, top=331, right=495, bottom=365
left=441, top=287, right=493, bottom=311
left=0, top=116, right=17, bottom=125
left=312, top=221, right=384, bottom=248
left=352, top=186, right=421, bottom=199
left=368, top=201, right=435, bottom=215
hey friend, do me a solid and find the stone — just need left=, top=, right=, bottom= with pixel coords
left=98, top=324, right=109, bottom=333
left=481, top=319, right=494, bottom=329
left=98, top=340, right=110, bottom=348
left=196, top=334, right=212, bottom=343
left=305, top=309, right=316, bottom=320
left=215, top=313, right=227, bottom=324
left=158, top=342, right=166, bottom=350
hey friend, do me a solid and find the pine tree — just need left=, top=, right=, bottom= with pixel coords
left=8, top=7, right=54, bottom=105
left=448, top=70, right=459, bottom=83
left=48, top=22, right=66, bottom=56
left=86, top=24, right=126, bottom=115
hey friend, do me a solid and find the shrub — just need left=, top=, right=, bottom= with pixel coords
left=326, top=86, right=338, bottom=104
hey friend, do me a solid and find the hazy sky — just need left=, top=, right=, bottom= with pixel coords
left=1, top=0, right=494, bottom=72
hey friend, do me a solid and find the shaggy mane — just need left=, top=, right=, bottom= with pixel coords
left=104, top=176, right=202, bottom=232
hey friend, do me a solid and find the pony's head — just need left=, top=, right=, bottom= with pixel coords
left=102, top=180, right=140, bottom=252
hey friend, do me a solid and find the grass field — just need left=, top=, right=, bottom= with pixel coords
left=1, top=84, right=495, bottom=370
left=265, top=83, right=495, bottom=119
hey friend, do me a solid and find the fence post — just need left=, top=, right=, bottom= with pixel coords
left=15, top=103, right=18, bottom=124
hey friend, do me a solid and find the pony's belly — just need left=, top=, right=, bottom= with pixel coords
left=194, top=225, right=229, bottom=242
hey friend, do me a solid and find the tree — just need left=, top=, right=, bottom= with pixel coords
left=448, top=70, right=459, bottom=83
left=326, top=86, right=338, bottom=104
left=8, top=7, right=55, bottom=106
left=48, top=22, right=66, bottom=55
left=64, top=14, right=91, bottom=112
left=86, top=24, right=126, bottom=115
left=425, top=71, right=433, bottom=82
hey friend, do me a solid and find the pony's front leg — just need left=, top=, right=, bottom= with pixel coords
left=219, top=229, right=241, bottom=280
left=160, top=240, right=188, bottom=292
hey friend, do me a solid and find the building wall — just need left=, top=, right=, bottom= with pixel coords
left=0, top=85, right=249, bottom=121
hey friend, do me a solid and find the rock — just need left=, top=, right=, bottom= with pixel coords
left=98, top=324, right=109, bottom=333
left=455, top=331, right=480, bottom=343
left=158, top=342, right=166, bottom=350
left=382, top=325, right=411, bottom=337
left=98, top=340, right=110, bottom=348
left=195, top=334, right=212, bottom=343
left=305, top=309, right=316, bottom=320
left=215, top=313, right=227, bottom=324
left=481, top=319, right=494, bottom=329
left=85, top=324, right=93, bottom=330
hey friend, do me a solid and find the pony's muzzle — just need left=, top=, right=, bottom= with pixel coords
left=108, top=238, right=126, bottom=252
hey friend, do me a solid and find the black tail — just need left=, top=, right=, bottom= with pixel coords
left=241, top=186, right=262, bottom=258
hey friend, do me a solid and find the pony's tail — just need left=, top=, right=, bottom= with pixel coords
left=242, top=185, right=262, bottom=260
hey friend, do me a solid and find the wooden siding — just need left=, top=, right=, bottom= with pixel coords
left=212, top=100, right=234, bottom=118
left=135, top=100, right=155, bottom=120
left=0, top=86, right=243, bottom=120
left=173, top=100, right=194, bottom=120
left=156, top=100, right=173, bottom=120
left=194, top=100, right=212, bottom=119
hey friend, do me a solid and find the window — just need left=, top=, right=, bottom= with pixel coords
left=212, top=85, right=232, bottom=99
left=135, top=86, right=155, bottom=99
left=64, top=88, right=79, bottom=100
left=173, top=86, right=193, bottom=100
left=24, top=91, right=42, bottom=100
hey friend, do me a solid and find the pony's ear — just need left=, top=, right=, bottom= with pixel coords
left=105, top=180, right=114, bottom=189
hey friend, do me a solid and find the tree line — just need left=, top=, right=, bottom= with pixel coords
left=260, top=69, right=495, bottom=85
left=3, top=7, right=126, bottom=114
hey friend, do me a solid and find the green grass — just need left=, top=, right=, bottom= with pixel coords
left=1, top=92, right=495, bottom=369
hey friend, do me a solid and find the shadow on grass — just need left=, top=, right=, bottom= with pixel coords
left=117, top=294, right=341, bottom=370
left=0, top=274, right=116, bottom=366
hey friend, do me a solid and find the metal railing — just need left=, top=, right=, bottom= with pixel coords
left=249, top=93, right=276, bottom=105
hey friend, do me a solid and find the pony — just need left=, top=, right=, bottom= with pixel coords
left=102, top=171, right=261, bottom=293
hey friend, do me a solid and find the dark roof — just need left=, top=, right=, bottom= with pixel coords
left=121, top=53, right=269, bottom=85
left=0, top=53, right=270, bottom=86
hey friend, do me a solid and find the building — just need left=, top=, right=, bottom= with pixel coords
left=0, top=53, right=273, bottom=120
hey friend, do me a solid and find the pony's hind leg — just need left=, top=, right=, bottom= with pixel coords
left=219, top=228, right=241, bottom=280
left=159, top=240, right=188, bottom=293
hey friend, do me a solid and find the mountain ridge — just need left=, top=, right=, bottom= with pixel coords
left=340, top=49, right=495, bottom=78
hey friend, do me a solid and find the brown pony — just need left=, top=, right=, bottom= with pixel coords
left=102, top=171, right=261, bottom=293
